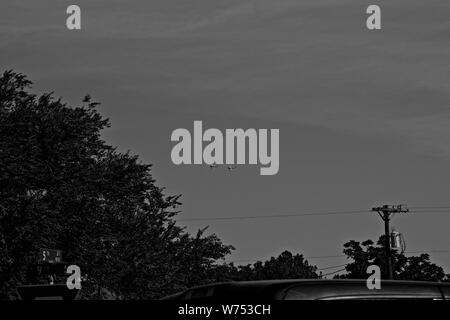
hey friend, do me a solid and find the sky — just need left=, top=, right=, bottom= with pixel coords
left=1, top=0, right=450, bottom=274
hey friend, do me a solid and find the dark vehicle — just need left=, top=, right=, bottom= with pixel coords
left=162, top=279, right=450, bottom=300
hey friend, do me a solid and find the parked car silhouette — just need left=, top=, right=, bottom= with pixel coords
left=162, top=279, right=450, bottom=300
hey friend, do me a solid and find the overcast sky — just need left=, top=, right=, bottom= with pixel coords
left=2, top=0, right=450, bottom=273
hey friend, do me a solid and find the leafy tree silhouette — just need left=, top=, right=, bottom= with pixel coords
left=244, top=251, right=318, bottom=280
left=337, top=236, right=447, bottom=281
left=218, top=251, right=319, bottom=281
left=0, top=70, right=233, bottom=299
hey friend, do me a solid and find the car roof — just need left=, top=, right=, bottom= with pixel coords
left=162, top=279, right=450, bottom=300
left=186, top=278, right=448, bottom=288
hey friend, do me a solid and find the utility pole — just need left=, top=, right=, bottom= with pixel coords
left=371, top=205, right=409, bottom=280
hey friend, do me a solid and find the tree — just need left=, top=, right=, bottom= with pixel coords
left=0, top=70, right=233, bottom=299
left=233, top=251, right=319, bottom=281
left=339, top=236, right=447, bottom=281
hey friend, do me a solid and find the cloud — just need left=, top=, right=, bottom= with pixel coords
left=2, top=0, right=450, bottom=157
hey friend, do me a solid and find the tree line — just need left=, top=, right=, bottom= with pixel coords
left=0, top=71, right=447, bottom=299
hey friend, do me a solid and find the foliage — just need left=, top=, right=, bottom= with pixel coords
left=339, top=236, right=447, bottom=281
left=236, top=251, right=318, bottom=280
left=210, top=251, right=319, bottom=281
left=0, top=70, right=233, bottom=299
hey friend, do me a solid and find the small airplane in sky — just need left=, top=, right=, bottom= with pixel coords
left=208, top=163, right=237, bottom=171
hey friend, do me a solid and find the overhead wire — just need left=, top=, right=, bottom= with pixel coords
left=178, top=207, right=450, bottom=222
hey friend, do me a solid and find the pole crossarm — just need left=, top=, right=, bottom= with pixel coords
left=372, top=204, right=409, bottom=215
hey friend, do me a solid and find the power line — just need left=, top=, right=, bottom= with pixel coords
left=410, top=209, right=450, bottom=212
left=181, top=204, right=450, bottom=271
left=409, top=210, right=450, bottom=213
left=229, top=249, right=450, bottom=264
left=305, top=254, right=346, bottom=259
left=321, top=268, right=347, bottom=277
left=178, top=210, right=370, bottom=222
left=229, top=250, right=450, bottom=275
left=178, top=208, right=450, bottom=222
left=224, top=248, right=450, bottom=278
left=410, top=206, right=450, bottom=210
left=317, top=263, right=348, bottom=271
left=316, top=250, right=450, bottom=273
left=406, top=249, right=450, bottom=254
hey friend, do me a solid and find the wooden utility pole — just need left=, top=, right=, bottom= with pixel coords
left=371, top=205, right=409, bottom=280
